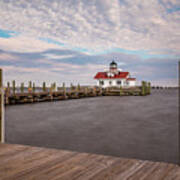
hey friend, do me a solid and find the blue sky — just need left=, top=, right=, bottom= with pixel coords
left=0, top=0, right=179, bottom=86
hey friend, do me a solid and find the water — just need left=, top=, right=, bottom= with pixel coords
left=5, top=89, right=178, bottom=164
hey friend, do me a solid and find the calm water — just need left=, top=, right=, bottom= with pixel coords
left=5, top=89, right=178, bottom=164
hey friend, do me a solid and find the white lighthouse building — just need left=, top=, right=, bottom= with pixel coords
left=94, top=61, right=136, bottom=88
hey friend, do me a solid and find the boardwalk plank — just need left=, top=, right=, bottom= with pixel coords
left=0, top=143, right=180, bottom=180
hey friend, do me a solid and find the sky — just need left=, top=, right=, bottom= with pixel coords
left=0, top=0, right=179, bottom=86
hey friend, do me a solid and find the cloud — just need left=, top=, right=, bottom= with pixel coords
left=43, top=54, right=75, bottom=60
left=0, top=35, right=65, bottom=53
left=0, top=0, right=179, bottom=86
left=0, top=48, right=178, bottom=86
left=0, top=53, right=19, bottom=61
left=0, top=0, right=179, bottom=56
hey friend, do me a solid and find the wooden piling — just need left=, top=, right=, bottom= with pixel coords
left=120, top=86, right=123, bottom=96
left=0, top=69, right=4, bottom=142
left=7, top=82, right=10, bottom=93
left=43, top=82, right=46, bottom=92
left=76, top=84, right=80, bottom=97
left=93, top=86, right=96, bottom=96
left=63, top=82, right=66, bottom=98
left=33, top=82, right=36, bottom=93
left=70, top=83, right=74, bottom=97
left=20, top=82, right=24, bottom=93
left=77, top=83, right=80, bottom=91
left=49, top=84, right=53, bottom=101
left=70, top=83, right=74, bottom=92
left=28, top=81, right=32, bottom=93
left=84, top=87, right=88, bottom=96
left=12, top=80, right=16, bottom=95
left=141, top=81, right=146, bottom=96
left=147, top=82, right=151, bottom=95
left=53, top=82, right=56, bottom=92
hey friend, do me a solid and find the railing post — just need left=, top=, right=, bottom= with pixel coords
left=0, top=69, right=4, bottom=142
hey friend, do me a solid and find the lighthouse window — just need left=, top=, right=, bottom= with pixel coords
left=109, top=81, right=112, bottom=85
left=99, top=80, right=104, bottom=85
left=117, top=80, right=121, bottom=85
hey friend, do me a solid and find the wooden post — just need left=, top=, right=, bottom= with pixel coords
left=70, top=83, right=73, bottom=91
left=63, top=82, right=66, bottom=98
left=5, top=82, right=10, bottom=105
left=49, top=83, right=53, bottom=100
left=49, top=83, right=53, bottom=94
left=7, top=82, right=10, bottom=93
left=99, top=87, right=102, bottom=96
left=77, top=83, right=80, bottom=91
left=70, top=83, right=74, bottom=97
left=20, top=82, right=24, bottom=93
left=33, top=82, right=35, bottom=93
left=178, top=61, right=180, bottom=165
left=28, top=81, right=32, bottom=93
left=7, top=82, right=10, bottom=88
left=43, top=82, right=46, bottom=92
left=53, top=82, right=56, bottom=92
left=148, top=82, right=151, bottom=95
left=0, top=69, right=4, bottom=142
left=76, top=84, right=80, bottom=97
left=141, top=81, right=146, bottom=96
left=84, top=87, right=88, bottom=96
left=12, top=80, right=16, bottom=95
left=120, top=86, right=123, bottom=96
left=93, top=86, right=96, bottom=96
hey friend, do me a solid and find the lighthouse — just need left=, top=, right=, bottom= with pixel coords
left=94, top=61, right=136, bottom=88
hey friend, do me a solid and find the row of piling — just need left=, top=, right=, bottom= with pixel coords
left=4, top=81, right=151, bottom=105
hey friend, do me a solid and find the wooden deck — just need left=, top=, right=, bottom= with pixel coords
left=0, top=143, right=180, bottom=180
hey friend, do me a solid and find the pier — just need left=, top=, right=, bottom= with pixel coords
left=4, top=81, right=151, bottom=105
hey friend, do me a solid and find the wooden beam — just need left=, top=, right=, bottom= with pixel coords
left=0, top=69, right=4, bottom=142
left=178, top=61, right=180, bottom=166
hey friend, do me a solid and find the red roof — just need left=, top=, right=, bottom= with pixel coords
left=94, top=72, right=129, bottom=79
left=127, top=78, right=136, bottom=81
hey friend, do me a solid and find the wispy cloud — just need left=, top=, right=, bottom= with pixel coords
left=0, top=35, right=65, bottom=53
left=43, top=54, right=75, bottom=60
left=0, top=0, right=179, bottom=56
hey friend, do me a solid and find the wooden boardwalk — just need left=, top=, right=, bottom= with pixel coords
left=0, top=143, right=180, bottom=180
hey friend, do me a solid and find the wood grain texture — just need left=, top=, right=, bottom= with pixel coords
left=0, top=69, right=2, bottom=142
left=0, top=143, right=179, bottom=180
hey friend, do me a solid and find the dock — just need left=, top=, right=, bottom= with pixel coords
left=4, top=85, right=150, bottom=105
left=0, top=143, right=179, bottom=180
